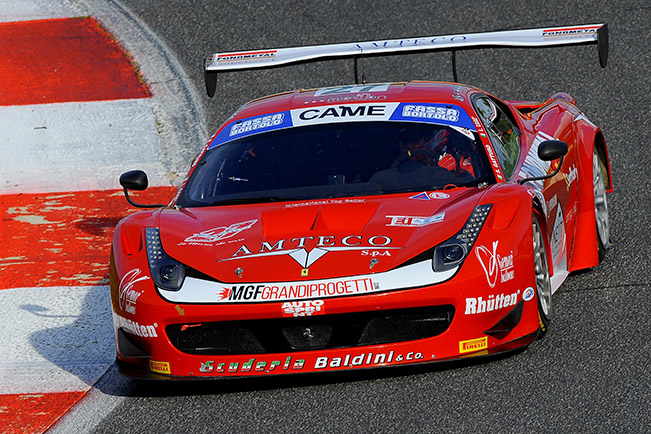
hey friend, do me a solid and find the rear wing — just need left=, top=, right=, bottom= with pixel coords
left=204, top=23, right=608, bottom=97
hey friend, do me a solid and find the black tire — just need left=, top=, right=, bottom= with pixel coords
left=593, top=147, right=610, bottom=262
left=532, top=213, right=552, bottom=339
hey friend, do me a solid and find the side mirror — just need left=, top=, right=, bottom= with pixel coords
left=538, top=140, right=568, bottom=161
left=518, top=140, right=568, bottom=185
left=119, top=170, right=167, bottom=208
left=120, top=170, right=149, bottom=191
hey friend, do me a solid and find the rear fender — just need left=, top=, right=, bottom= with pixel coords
left=569, top=118, right=612, bottom=271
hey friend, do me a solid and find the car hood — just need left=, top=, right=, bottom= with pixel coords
left=159, top=189, right=484, bottom=283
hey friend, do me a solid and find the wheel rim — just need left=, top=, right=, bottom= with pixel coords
left=593, top=149, right=610, bottom=248
left=532, top=217, right=551, bottom=318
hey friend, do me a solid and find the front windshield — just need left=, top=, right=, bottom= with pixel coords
left=177, top=121, right=492, bottom=207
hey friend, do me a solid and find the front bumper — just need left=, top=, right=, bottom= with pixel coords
left=115, top=329, right=540, bottom=381
left=113, top=272, right=541, bottom=379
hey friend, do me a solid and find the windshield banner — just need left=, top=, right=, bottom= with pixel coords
left=209, top=102, right=475, bottom=148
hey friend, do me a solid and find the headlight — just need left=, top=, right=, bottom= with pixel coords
left=145, top=227, right=186, bottom=291
left=442, top=244, right=466, bottom=262
left=432, top=204, right=492, bottom=272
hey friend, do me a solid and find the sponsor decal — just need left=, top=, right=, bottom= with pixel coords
left=284, top=198, right=366, bottom=208
left=304, top=93, right=388, bottom=105
left=215, top=287, right=232, bottom=300
left=292, top=103, right=395, bottom=125
left=199, top=361, right=214, bottom=373
left=199, top=356, right=305, bottom=374
left=313, top=84, right=390, bottom=96
left=474, top=241, right=514, bottom=288
left=216, top=49, right=277, bottom=62
left=409, top=192, right=430, bottom=200
left=118, top=269, right=149, bottom=314
left=361, top=250, right=391, bottom=257
left=409, top=191, right=450, bottom=200
left=390, top=103, right=474, bottom=129
left=281, top=299, right=324, bottom=317
left=523, top=286, right=535, bottom=302
left=210, top=101, right=474, bottom=149
left=223, top=235, right=395, bottom=274
left=483, top=142, right=504, bottom=181
left=564, top=165, right=578, bottom=190
left=149, top=360, right=171, bottom=374
left=459, top=336, right=488, bottom=353
left=464, top=289, right=521, bottom=315
left=161, top=259, right=459, bottom=304
left=355, top=35, right=467, bottom=51
left=210, top=111, right=292, bottom=147
left=498, top=251, right=514, bottom=283
left=180, top=219, right=258, bottom=246
left=401, top=104, right=459, bottom=122
left=386, top=213, right=445, bottom=227
left=315, top=350, right=425, bottom=369
left=518, top=132, right=554, bottom=189
left=230, top=114, right=284, bottom=136
left=542, top=26, right=599, bottom=37
left=114, top=313, right=158, bottom=338
left=471, top=115, right=484, bottom=131
left=217, top=277, right=378, bottom=302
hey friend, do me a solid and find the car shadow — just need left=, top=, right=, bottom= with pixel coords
left=24, top=285, right=115, bottom=390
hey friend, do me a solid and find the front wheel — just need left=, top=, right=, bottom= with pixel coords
left=532, top=213, right=552, bottom=338
left=593, top=147, right=610, bottom=261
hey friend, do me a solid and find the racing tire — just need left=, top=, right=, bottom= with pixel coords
left=593, top=147, right=610, bottom=262
left=532, top=213, right=552, bottom=339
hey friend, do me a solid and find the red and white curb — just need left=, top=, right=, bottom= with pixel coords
left=0, top=1, right=205, bottom=432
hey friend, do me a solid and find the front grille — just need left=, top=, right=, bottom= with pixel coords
left=166, top=305, right=454, bottom=356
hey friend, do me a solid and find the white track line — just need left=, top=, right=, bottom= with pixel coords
left=1, top=99, right=169, bottom=193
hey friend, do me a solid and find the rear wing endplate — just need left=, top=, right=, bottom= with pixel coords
left=204, top=23, right=608, bottom=97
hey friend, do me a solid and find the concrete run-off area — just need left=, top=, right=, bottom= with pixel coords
left=0, top=1, right=199, bottom=431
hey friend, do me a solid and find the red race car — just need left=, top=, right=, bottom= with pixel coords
left=112, top=24, right=612, bottom=379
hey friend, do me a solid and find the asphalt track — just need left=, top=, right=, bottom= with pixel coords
left=52, top=0, right=650, bottom=432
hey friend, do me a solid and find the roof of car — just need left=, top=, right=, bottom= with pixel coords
left=231, top=81, right=477, bottom=120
